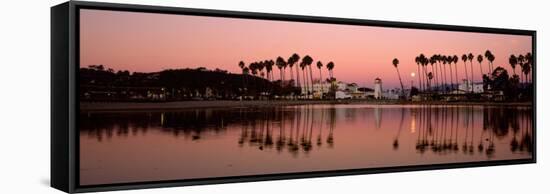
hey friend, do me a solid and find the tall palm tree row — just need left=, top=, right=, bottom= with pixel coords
left=508, top=52, right=533, bottom=85
left=236, top=53, right=341, bottom=100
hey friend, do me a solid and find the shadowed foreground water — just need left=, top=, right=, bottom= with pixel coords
left=79, top=104, right=533, bottom=185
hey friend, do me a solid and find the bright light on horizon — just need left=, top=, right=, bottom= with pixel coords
left=411, top=72, right=415, bottom=77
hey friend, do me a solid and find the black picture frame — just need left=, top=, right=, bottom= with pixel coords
left=51, top=1, right=536, bottom=193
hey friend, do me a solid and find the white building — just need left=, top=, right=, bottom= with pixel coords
left=374, top=78, right=383, bottom=99
left=458, top=79, right=484, bottom=93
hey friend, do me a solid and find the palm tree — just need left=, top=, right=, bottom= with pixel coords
left=477, top=54, right=484, bottom=78
left=415, top=56, right=423, bottom=92
left=287, top=56, right=295, bottom=87
left=446, top=55, right=454, bottom=92
left=258, top=61, right=266, bottom=79
left=430, top=56, right=438, bottom=91
left=266, top=60, right=274, bottom=82
left=422, top=55, right=430, bottom=90
left=428, top=72, right=434, bottom=89
left=518, top=54, right=525, bottom=84
left=509, top=54, right=518, bottom=76
left=301, top=55, right=314, bottom=98
left=441, top=55, right=448, bottom=93
left=326, top=61, right=335, bottom=98
left=485, top=50, right=495, bottom=74
left=525, top=52, right=533, bottom=83
left=288, top=53, right=300, bottom=87
left=468, top=53, right=475, bottom=92
left=326, top=61, right=335, bottom=80
left=522, top=57, right=531, bottom=85
left=452, top=55, right=459, bottom=93
left=461, top=54, right=469, bottom=92
left=316, top=61, right=324, bottom=98
left=276, top=57, right=286, bottom=87
left=392, top=58, right=405, bottom=98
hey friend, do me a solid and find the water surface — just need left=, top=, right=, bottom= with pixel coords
left=79, top=104, right=533, bottom=185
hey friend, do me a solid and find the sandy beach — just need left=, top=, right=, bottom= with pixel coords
left=79, top=100, right=532, bottom=112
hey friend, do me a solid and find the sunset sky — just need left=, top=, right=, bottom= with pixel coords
left=80, top=9, right=532, bottom=88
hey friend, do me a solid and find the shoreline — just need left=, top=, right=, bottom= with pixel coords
left=80, top=100, right=532, bottom=112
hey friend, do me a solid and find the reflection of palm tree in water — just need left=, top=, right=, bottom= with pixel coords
left=317, top=108, right=325, bottom=147
left=392, top=107, right=406, bottom=150
left=275, top=107, right=286, bottom=151
left=301, top=105, right=314, bottom=152
left=327, top=107, right=336, bottom=147
left=374, top=106, right=381, bottom=129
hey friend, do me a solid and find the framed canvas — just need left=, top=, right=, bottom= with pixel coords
left=51, top=1, right=536, bottom=193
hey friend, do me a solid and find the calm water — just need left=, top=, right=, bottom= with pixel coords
left=79, top=104, right=533, bottom=185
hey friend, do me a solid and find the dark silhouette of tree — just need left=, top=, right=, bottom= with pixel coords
left=453, top=55, right=459, bottom=93
left=316, top=61, right=324, bottom=98
left=518, top=54, right=525, bottom=84
left=301, top=55, right=314, bottom=98
left=446, top=55, right=454, bottom=92
left=524, top=52, right=533, bottom=83
left=392, top=58, right=405, bottom=98
left=509, top=54, right=518, bottom=76
left=485, top=50, right=495, bottom=74
left=288, top=53, right=301, bottom=88
left=441, top=55, right=448, bottom=93
left=477, top=54, right=484, bottom=78
left=461, top=54, right=469, bottom=92
left=429, top=56, right=438, bottom=91
left=415, top=56, right=423, bottom=92
left=468, top=53, right=475, bottom=92
left=276, top=56, right=286, bottom=87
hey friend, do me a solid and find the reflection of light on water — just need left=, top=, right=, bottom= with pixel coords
left=410, top=110, right=416, bottom=133
left=160, top=113, right=164, bottom=126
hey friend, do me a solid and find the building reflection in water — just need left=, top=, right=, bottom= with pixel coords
left=80, top=105, right=533, bottom=158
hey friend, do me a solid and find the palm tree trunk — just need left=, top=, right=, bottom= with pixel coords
left=463, top=62, right=469, bottom=93
left=308, top=65, right=314, bottom=99
left=478, top=62, right=483, bottom=79
left=295, top=65, right=300, bottom=87
left=454, top=63, right=459, bottom=94
left=438, top=62, right=444, bottom=92
left=424, top=66, right=430, bottom=90
left=289, top=67, right=294, bottom=87
left=442, top=64, right=447, bottom=93
left=449, top=65, right=453, bottom=93
left=319, top=69, right=323, bottom=99
left=396, top=68, right=405, bottom=98
left=434, top=64, right=439, bottom=91
left=417, top=65, right=422, bottom=92
left=470, top=61, right=475, bottom=93
left=302, top=69, right=307, bottom=99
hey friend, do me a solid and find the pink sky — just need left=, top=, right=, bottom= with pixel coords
left=80, top=9, right=532, bottom=88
